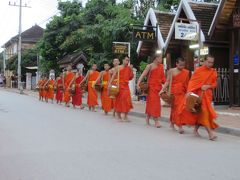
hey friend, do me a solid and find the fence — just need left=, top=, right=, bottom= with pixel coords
left=213, top=68, right=230, bottom=104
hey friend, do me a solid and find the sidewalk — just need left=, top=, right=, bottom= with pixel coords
left=2, top=88, right=240, bottom=137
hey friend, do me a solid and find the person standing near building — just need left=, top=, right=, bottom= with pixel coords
left=95, top=63, right=113, bottom=115
left=55, top=73, right=64, bottom=104
left=109, top=57, right=133, bottom=121
left=161, top=57, right=190, bottom=133
left=63, top=65, right=75, bottom=107
left=137, top=55, right=166, bottom=128
left=72, top=69, right=84, bottom=109
left=81, top=64, right=100, bottom=112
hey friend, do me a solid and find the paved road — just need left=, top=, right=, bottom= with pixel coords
left=0, top=90, right=240, bottom=180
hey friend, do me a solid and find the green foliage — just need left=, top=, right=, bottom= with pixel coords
left=139, top=61, right=148, bottom=72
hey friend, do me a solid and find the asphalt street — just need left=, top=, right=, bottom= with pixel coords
left=0, top=90, right=240, bottom=180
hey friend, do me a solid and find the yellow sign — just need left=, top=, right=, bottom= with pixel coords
left=133, top=29, right=156, bottom=42
left=112, top=44, right=128, bottom=54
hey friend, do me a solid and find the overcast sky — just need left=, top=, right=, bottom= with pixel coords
left=0, top=0, right=91, bottom=52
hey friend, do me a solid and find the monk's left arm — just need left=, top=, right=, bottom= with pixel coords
left=129, top=67, right=134, bottom=81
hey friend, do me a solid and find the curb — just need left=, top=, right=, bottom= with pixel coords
left=128, top=110, right=240, bottom=137
left=2, top=88, right=240, bottom=137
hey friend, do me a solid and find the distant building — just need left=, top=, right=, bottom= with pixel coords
left=2, top=25, right=44, bottom=60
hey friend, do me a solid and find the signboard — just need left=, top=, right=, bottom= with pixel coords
left=175, top=22, right=198, bottom=41
left=112, top=43, right=129, bottom=54
left=233, top=54, right=239, bottom=65
left=200, top=47, right=209, bottom=56
left=133, top=29, right=156, bottom=42
left=233, top=13, right=240, bottom=28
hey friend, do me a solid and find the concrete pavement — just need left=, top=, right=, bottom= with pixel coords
left=0, top=90, right=240, bottom=180
left=3, top=88, right=240, bottom=137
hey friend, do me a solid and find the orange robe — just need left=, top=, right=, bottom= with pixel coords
left=72, top=75, right=84, bottom=106
left=146, top=64, right=166, bottom=118
left=55, top=78, right=63, bottom=102
left=115, top=66, right=133, bottom=113
left=170, top=69, right=190, bottom=126
left=63, top=72, right=75, bottom=103
left=87, top=71, right=100, bottom=107
left=179, top=65, right=218, bottom=128
left=111, top=70, right=119, bottom=109
left=38, top=80, right=43, bottom=98
left=101, top=71, right=113, bottom=112
left=187, top=65, right=218, bottom=129
left=42, top=80, right=48, bottom=98
left=47, top=79, right=55, bottom=99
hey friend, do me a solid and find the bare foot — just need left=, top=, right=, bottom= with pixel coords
left=145, top=118, right=150, bottom=125
left=178, top=127, right=185, bottom=134
left=170, top=123, right=177, bottom=131
left=209, top=135, right=217, bottom=141
left=194, top=130, right=201, bottom=137
left=155, top=121, right=162, bottom=128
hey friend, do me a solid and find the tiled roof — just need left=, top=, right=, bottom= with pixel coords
left=4, top=25, right=44, bottom=47
left=155, top=11, right=175, bottom=41
left=189, top=2, right=218, bottom=40
left=58, top=52, right=87, bottom=66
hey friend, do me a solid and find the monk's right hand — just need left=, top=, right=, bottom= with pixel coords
left=136, top=84, right=141, bottom=91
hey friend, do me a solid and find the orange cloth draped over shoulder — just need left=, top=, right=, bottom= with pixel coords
left=38, top=80, right=43, bottom=98
left=63, top=72, right=75, bottom=103
left=87, top=71, right=100, bottom=107
left=42, top=79, right=48, bottom=98
left=115, top=66, right=133, bottom=113
left=47, top=79, right=55, bottom=99
left=101, top=71, right=113, bottom=112
left=179, top=65, right=218, bottom=129
left=111, top=68, right=118, bottom=109
left=170, top=69, right=190, bottom=126
left=188, top=65, right=218, bottom=129
left=146, top=64, right=166, bottom=118
left=72, top=75, right=84, bottom=106
left=55, top=78, right=63, bottom=102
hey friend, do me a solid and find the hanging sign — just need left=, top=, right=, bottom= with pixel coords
left=133, top=29, right=156, bottom=42
left=112, top=43, right=129, bottom=54
left=175, top=22, right=198, bottom=41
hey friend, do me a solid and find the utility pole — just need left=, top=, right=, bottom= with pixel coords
left=3, top=47, right=6, bottom=75
left=9, top=0, right=31, bottom=89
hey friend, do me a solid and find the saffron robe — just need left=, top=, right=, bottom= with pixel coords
left=72, top=75, right=84, bottom=106
left=55, top=78, right=63, bottom=102
left=87, top=71, right=100, bottom=107
left=101, top=71, right=113, bottom=112
left=145, top=64, right=166, bottom=118
left=63, top=72, right=75, bottom=103
left=170, top=69, right=190, bottom=126
left=187, top=65, right=218, bottom=129
left=115, top=66, right=133, bottom=113
left=38, top=80, right=44, bottom=98
left=47, top=79, right=55, bottom=99
left=42, top=79, right=48, bottom=98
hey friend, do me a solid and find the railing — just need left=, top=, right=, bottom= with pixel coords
left=213, top=68, right=230, bottom=104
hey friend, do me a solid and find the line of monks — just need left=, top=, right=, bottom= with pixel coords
left=37, top=55, right=218, bottom=141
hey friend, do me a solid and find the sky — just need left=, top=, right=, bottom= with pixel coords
left=0, top=0, right=89, bottom=52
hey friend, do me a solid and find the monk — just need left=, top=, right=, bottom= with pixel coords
left=109, top=58, right=120, bottom=117
left=186, top=55, right=218, bottom=140
left=42, top=76, right=49, bottom=103
left=72, top=69, right=84, bottom=109
left=95, top=63, right=113, bottom=114
left=55, top=74, right=64, bottom=104
left=37, top=76, right=44, bottom=101
left=47, top=75, right=55, bottom=103
left=161, top=57, right=190, bottom=133
left=81, top=64, right=99, bottom=111
left=137, top=55, right=166, bottom=128
left=109, top=56, right=133, bottom=121
left=63, top=65, right=75, bottom=107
